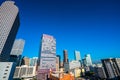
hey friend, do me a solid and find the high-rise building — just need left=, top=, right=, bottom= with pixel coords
left=29, top=57, right=38, bottom=66
left=0, top=62, right=16, bottom=80
left=57, top=55, right=61, bottom=68
left=84, top=54, right=92, bottom=66
left=56, top=55, right=60, bottom=71
left=0, top=1, right=20, bottom=61
left=74, top=50, right=81, bottom=61
left=94, top=67, right=107, bottom=79
left=63, top=50, right=69, bottom=63
left=9, top=39, right=25, bottom=66
left=38, top=34, right=56, bottom=80
left=101, top=58, right=120, bottom=79
left=10, top=39, right=25, bottom=56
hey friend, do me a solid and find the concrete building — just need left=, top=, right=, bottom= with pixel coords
left=94, top=67, right=107, bottom=79
left=13, top=65, right=36, bottom=79
left=0, top=62, right=16, bottom=80
left=101, top=58, right=120, bottom=79
left=0, top=1, right=20, bottom=61
left=38, top=34, right=56, bottom=80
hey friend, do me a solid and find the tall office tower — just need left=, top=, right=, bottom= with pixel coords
left=38, top=34, right=56, bottom=80
left=101, top=58, right=120, bottom=80
left=0, top=1, right=20, bottom=61
left=63, top=50, right=69, bottom=63
left=9, top=39, right=25, bottom=66
left=74, top=50, right=81, bottom=61
left=10, top=39, right=25, bottom=56
left=85, top=54, right=92, bottom=66
left=29, top=57, right=38, bottom=66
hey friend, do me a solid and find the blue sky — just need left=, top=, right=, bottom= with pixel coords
left=0, top=0, right=120, bottom=61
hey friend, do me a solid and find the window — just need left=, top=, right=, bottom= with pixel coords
left=4, top=73, right=7, bottom=75
left=3, top=76, right=6, bottom=78
left=6, top=66, right=9, bottom=68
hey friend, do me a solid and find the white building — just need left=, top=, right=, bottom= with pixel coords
left=64, top=60, right=81, bottom=77
left=38, top=34, right=56, bottom=80
left=64, top=60, right=81, bottom=72
left=74, top=50, right=81, bottom=61
left=0, top=1, right=20, bottom=61
left=0, top=62, right=16, bottom=80
left=10, top=39, right=25, bottom=56
left=85, top=54, right=92, bottom=66
left=14, top=65, right=36, bottom=79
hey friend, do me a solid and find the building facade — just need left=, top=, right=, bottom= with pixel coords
left=10, top=39, right=25, bottom=56
left=38, top=34, right=56, bottom=80
left=74, top=50, right=81, bottom=61
left=0, top=62, right=16, bottom=80
left=84, top=54, right=92, bottom=66
left=14, top=65, right=36, bottom=79
left=101, top=58, right=120, bottom=79
left=0, top=1, right=20, bottom=61
left=63, top=50, right=69, bottom=63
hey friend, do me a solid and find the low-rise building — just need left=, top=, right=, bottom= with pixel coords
left=50, top=70, right=74, bottom=80
left=13, top=65, right=36, bottom=79
left=0, top=62, right=16, bottom=80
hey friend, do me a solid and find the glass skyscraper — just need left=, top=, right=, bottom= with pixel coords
left=74, top=50, right=81, bottom=61
left=10, top=39, right=25, bottom=56
left=0, top=1, right=20, bottom=61
left=38, top=34, right=56, bottom=80
left=85, top=54, right=92, bottom=66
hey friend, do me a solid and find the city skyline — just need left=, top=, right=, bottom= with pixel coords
left=0, top=0, right=119, bottom=61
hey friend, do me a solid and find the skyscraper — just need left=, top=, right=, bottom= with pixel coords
left=84, top=54, right=92, bottom=66
left=10, top=39, right=25, bottom=56
left=101, top=58, right=120, bottom=79
left=56, top=55, right=61, bottom=68
left=0, top=1, right=20, bottom=61
left=56, top=55, right=60, bottom=71
left=9, top=39, right=25, bottom=66
left=38, top=34, right=56, bottom=80
left=74, top=50, right=81, bottom=61
left=63, top=50, right=69, bottom=63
